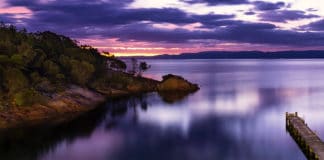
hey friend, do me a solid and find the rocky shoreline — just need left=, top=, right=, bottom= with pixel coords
left=0, top=26, right=200, bottom=129
left=0, top=74, right=199, bottom=129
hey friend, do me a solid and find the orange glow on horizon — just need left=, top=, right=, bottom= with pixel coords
left=79, top=38, right=324, bottom=57
left=114, top=53, right=161, bottom=57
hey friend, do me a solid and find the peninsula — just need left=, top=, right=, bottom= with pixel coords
left=0, top=24, right=199, bottom=129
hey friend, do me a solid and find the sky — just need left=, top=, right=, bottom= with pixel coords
left=1, top=0, right=324, bottom=56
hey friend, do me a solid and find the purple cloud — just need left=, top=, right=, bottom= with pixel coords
left=244, top=11, right=256, bottom=15
left=181, top=0, right=249, bottom=5
left=253, top=1, right=285, bottom=11
left=3, top=0, right=324, bottom=50
left=6, top=0, right=235, bottom=27
left=303, top=19, right=324, bottom=31
left=0, top=14, right=15, bottom=23
left=259, top=10, right=319, bottom=22
left=61, top=21, right=324, bottom=48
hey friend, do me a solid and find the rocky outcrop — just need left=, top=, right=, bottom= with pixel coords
left=157, top=74, right=199, bottom=92
left=0, top=86, right=106, bottom=129
left=0, top=74, right=199, bottom=129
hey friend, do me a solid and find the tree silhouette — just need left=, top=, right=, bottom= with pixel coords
left=138, top=61, right=150, bottom=76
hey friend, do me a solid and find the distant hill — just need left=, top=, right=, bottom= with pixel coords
left=138, top=51, right=324, bottom=59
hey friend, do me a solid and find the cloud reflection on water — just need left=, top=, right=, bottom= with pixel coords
left=4, top=59, right=324, bottom=160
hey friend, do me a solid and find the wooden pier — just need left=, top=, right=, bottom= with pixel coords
left=286, top=112, right=324, bottom=160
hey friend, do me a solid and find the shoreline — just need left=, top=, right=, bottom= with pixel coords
left=0, top=86, right=107, bottom=129
left=0, top=74, right=199, bottom=129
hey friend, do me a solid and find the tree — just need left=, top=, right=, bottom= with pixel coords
left=3, top=68, right=29, bottom=94
left=0, top=23, right=137, bottom=107
left=109, top=59, right=127, bottom=71
left=102, top=51, right=115, bottom=58
left=138, top=61, right=150, bottom=76
left=70, top=60, right=95, bottom=85
left=43, top=60, right=60, bottom=78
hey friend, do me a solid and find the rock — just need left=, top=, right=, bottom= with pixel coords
left=157, top=74, right=199, bottom=92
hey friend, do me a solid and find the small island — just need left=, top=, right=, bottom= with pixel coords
left=0, top=24, right=199, bottom=129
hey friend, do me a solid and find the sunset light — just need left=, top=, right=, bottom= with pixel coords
left=2, top=0, right=324, bottom=56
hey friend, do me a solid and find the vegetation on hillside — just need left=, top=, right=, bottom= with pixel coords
left=0, top=23, right=152, bottom=107
left=0, top=23, right=201, bottom=129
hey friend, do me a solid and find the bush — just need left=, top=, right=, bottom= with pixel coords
left=32, top=49, right=47, bottom=68
left=3, top=68, right=29, bottom=94
left=55, top=73, right=65, bottom=80
left=35, top=78, right=56, bottom=93
left=43, top=60, right=60, bottom=77
left=108, top=73, right=134, bottom=89
left=108, top=58, right=127, bottom=71
left=14, top=89, right=47, bottom=106
left=59, top=55, right=71, bottom=70
left=10, top=54, right=24, bottom=65
left=0, top=55, right=10, bottom=63
left=70, top=60, right=95, bottom=85
left=30, top=72, right=42, bottom=83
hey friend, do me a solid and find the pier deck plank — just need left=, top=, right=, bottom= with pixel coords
left=286, top=112, right=324, bottom=160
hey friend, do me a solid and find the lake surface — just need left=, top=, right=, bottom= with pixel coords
left=3, top=59, right=324, bottom=160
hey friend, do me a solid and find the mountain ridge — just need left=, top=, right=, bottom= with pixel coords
left=127, top=50, right=324, bottom=59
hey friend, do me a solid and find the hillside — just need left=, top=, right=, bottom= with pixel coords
left=0, top=24, right=199, bottom=128
left=0, top=24, right=134, bottom=107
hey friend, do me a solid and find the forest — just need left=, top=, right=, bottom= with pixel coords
left=0, top=23, right=147, bottom=108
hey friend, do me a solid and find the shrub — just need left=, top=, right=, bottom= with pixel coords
left=43, top=60, right=60, bottom=77
left=108, top=73, right=134, bottom=89
left=30, top=72, right=42, bottom=83
left=59, top=55, right=71, bottom=70
left=35, top=78, right=56, bottom=93
left=14, top=89, right=47, bottom=106
left=0, top=55, right=10, bottom=63
left=70, top=60, right=95, bottom=85
left=10, top=54, right=24, bottom=65
left=3, top=68, right=29, bottom=94
left=32, top=49, right=47, bottom=68
left=55, top=73, right=65, bottom=80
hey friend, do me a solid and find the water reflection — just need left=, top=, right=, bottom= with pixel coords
left=0, top=105, right=109, bottom=160
left=157, top=91, right=195, bottom=104
left=3, top=59, right=324, bottom=160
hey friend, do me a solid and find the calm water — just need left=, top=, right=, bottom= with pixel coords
left=3, top=59, right=324, bottom=160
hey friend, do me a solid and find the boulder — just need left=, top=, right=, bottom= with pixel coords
left=157, top=74, right=199, bottom=92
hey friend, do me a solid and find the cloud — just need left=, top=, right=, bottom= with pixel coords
left=7, top=0, right=134, bottom=7
left=6, top=0, right=235, bottom=27
left=244, top=11, right=255, bottom=15
left=68, top=21, right=324, bottom=48
left=214, top=23, right=324, bottom=46
left=259, top=10, right=319, bottom=22
left=0, top=14, right=15, bottom=23
left=302, top=19, right=324, bottom=31
left=5, top=0, right=237, bottom=34
left=4, top=0, right=324, bottom=51
left=181, top=0, right=249, bottom=5
left=253, top=1, right=285, bottom=11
